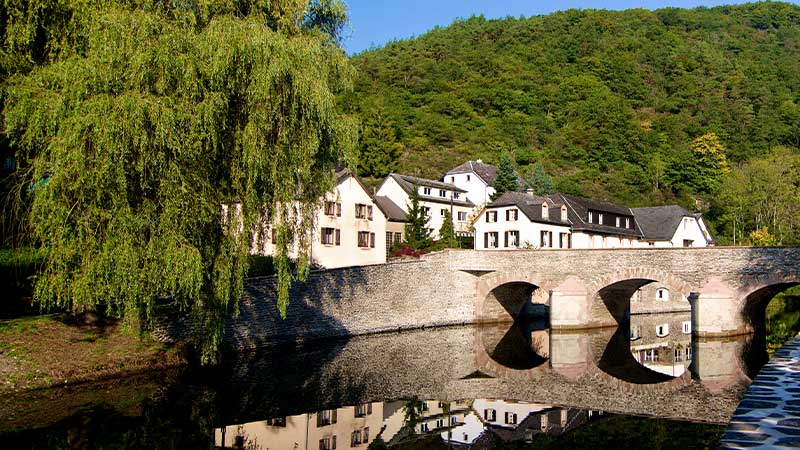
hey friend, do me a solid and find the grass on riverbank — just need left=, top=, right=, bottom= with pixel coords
left=0, top=314, right=185, bottom=393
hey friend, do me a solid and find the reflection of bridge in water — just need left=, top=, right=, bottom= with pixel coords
left=211, top=320, right=763, bottom=432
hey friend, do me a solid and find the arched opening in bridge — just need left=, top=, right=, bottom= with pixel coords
left=476, top=321, right=550, bottom=371
left=483, top=282, right=549, bottom=324
left=740, top=282, right=800, bottom=379
left=595, top=279, right=693, bottom=383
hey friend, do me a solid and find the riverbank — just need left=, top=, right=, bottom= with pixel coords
left=0, top=314, right=186, bottom=393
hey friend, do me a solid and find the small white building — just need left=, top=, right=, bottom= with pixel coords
left=473, top=192, right=572, bottom=250
left=254, top=168, right=387, bottom=269
left=631, top=205, right=715, bottom=247
left=376, top=173, right=475, bottom=240
left=444, top=159, right=528, bottom=207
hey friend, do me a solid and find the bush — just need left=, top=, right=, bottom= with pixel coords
left=0, top=247, right=46, bottom=318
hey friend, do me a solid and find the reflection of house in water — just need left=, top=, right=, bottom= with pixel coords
left=213, top=402, right=383, bottom=449
left=629, top=312, right=693, bottom=377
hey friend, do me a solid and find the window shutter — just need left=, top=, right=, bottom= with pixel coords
left=484, top=233, right=488, bottom=249
left=332, top=409, right=337, bottom=423
left=504, top=231, right=508, bottom=247
left=370, top=233, right=375, bottom=248
left=335, top=229, right=340, bottom=246
left=336, top=203, right=341, bottom=217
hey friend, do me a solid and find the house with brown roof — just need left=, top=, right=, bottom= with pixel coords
left=445, top=159, right=528, bottom=206
left=631, top=205, right=715, bottom=247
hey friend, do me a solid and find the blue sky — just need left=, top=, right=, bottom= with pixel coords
left=343, top=1, right=798, bottom=54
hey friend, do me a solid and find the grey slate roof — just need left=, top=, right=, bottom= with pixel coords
left=631, top=205, right=693, bottom=241
left=373, top=196, right=407, bottom=222
left=446, top=160, right=499, bottom=185
left=550, top=193, right=642, bottom=238
left=386, top=173, right=474, bottom=207
left=487, top=191, right=571, bottom=226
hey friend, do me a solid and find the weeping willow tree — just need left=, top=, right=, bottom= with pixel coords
left=2, top=0, right=358, bottom=362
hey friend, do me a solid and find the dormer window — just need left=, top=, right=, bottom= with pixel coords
left=561, top=206, right=567, bottom=222
left=541, top=203, right=549, bottom=219
left=423, top=187, right=431, bottom=196
left=598, top=213, right=604, bottom=224
left=616, top=217, right=621, bottom=227
left=626, top=217, right=631, bottom=228
left=588, top=211, right=593, bottom=223
left=439, top=189, right=446, bottom=198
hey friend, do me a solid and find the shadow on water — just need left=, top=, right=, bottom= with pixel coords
left=485, top=319, right=550, bottom=370
left=597, top=326, right=677, bottom=384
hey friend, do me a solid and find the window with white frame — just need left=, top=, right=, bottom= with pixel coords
left=355, top=203, right=372, bottom=220
left=505, top=412, right=518, bottom=425
left=454, top=192, right=460, bottom=199
left=440, top=208, right=447, bottom=217
left=485, top=232, right=499, bottom=248
left=656, top=288, right=669, bottom=301
left=422, top=206, right=430, bottom=216
left=598, top=213, right=604, bottom=224
left=675, top=348, right=683, bottom=362
left=588, top=211, right=593, bottom=223
left=358, top=231, right=370, bottom=248
left=419, top=423, right=429, bottom=432
left=439, top=189, right=446, bottom=198
left=486, top=211, right=498, bottom=223
left=682, top=321, right=691, bottom=334
left=321, top=228, right=339, bottom=246
left=457, top=211, right=467, bottom=221
left=423, top=187, right=431, bottom=195
left=656, top=323, right=670, bottom=337
left=506, top=209, right=518, bottom=221
left=630, top=325, right=641, bottom=340
left=686, top=346, right=692, bottom=360
left=484, top=409, right=496, bottom=422
left=505, top=230, right=519, bottom=248
left=616, top=217, right=621, bottom=227
left=436, top=419, right=444, bottom=428
left=625, top=217, right=631, bottom=228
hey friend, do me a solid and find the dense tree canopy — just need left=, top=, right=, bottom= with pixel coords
left=1, top=0, right=357, bottom=361
left=341, top=2, right=800, bottom=242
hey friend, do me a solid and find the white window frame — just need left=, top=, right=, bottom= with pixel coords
left=656, top=323, right=670, bottom=337
left=682, top=321, right=692, bottom=334
left=656, top=288, right=669, bottom=301
left=423, top=187, right=431, bottom=195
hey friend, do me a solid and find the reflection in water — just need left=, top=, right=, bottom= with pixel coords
left=213, top=399, right=606, bottom=449
left=0, top=311, right=769, bottom=449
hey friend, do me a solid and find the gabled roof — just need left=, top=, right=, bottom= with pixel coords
left=486, top=191, right=571, bottom=227
left=373, top=196, right=407, bottom=222
left=632, top=205, right=698, bottom=241
left=549, top=193, right=642, bottom=238
left=446, top=160, right=499, bottom=185
left=384, top=173, right=474, bottom=207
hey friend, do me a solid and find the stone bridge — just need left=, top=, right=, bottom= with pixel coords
left=156, top=247, right=800, bottom=348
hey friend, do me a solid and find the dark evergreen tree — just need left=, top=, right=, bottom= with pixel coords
left=529, top=162, right=555, bottom=195
left=492, top=151, right=518, bottom=200
left=438, top=209, right=455, bottom=248
left=403, top=184, right=431, bottom=250
left=357, top=107, right=403, bottom=177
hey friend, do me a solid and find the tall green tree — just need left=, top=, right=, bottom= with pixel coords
left=528, top=162, right=555, bottom=195
left=438, top=209, right=455, bottom=248
left=688, top=133, right=730, bottom=195
left=492, top=151, right=518, bottom=200
left=2, top=0, right=357, bottom=362
left=357, top=106, right=403, bottom=177
left=403, top=185, right=431, bottom=250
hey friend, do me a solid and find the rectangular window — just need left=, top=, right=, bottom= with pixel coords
left=506, top=209, right=518, bottom=221
left=625, top=217, right=631, bottom=228
left=439, top=189, right=446, bottom=198
left=457, top=211, right=467, bottom=221
left=467, top=175, right=471, bottom=181
left=355, top=203, right=367, bottom=219
left=484, top=409, right=496, bottom=422
left=505, top=230, right=519, bottom=247
left=559, top=232, right=571, bottom=249
left=422, top=206, right=430, bottom=216
left=505, top=412, right=518, bottom=425
left=675, top=348, right=683, bottom=362
left=453, top=193, right=460, bottom=199
left=683, top=239, right=693, bottom=247
left=317, top=409, right=337, bottom=427
left=423, top=187, right=431, bottom=195
left=451, top=176, right=455, bottom=182
left=616, top=216, right=621, bottom=227
left=355, top=404, right=369, bottom=417
left=540, top=230, right=553, bottom=248
left=394, top=232, right=402, bottom=244
left=436, top=419, right=444, bottom=428
left=598, top=213, right=604, bottom=224
left=351, top=430, right=361, bottom=446
left=486, top=211, right=497, bottom=223
left=358, top=231, right=370, bottom=248
left=682, top=321, right=692, bottom=334
left=321, top=228, right=335, bottom=245
left=319, top=438, right=331, bottom=450
left=324, top=201, right=337, bottom=216
left=363, top=427, right=369, bottom=443
left=441, top=208, right=447, bottom=217
left=485, top=232, right=498, bottom=248
left=588, top=211, right=593, bottom=223
left=385, top=232, right=393, bottom=255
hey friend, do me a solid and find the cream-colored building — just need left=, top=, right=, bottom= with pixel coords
left=254, top=169, right=387, bottom=269
left=373, top=195, right=407, bottom=255
left=632, top=205, right=715, bottom=247
left=214, top=402, right=383, bottom=449
left=376, top=173, right=474, bottom=240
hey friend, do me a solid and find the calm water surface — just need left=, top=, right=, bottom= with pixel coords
left=0, top=311, right=772, bottom=449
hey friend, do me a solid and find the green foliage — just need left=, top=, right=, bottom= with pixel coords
left=403, top=185, right=431, bottom=250
left=711, top=147, right=800, bottom=244
left=492, top=151, right=518, bottom=200
left=749, top=227, right=780, bottom=246
left=527, top=162, right=555, bottom=195
left=2, top=0, right=357, bottom=362
left=342, top=2, right=800, bottom=234
left=765, top=286, right=800, bottom=356
left=686, top=133, right=730, bottom=195
left=357, top=106, right=403, bottom=177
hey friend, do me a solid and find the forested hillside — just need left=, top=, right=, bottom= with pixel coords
left=341, top=2, right=800, bottom=244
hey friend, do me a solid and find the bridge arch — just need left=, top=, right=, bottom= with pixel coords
left=587, top=269, right=693, bottom=326
left=738, top=273, right=800, bottom=335
left=475, top=272, right=550, bottom=324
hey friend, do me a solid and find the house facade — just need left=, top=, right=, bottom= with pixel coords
left=473, top=192, right=572, bottom=250
left=373, top=195, right=408, bottom=255
left=632, top=205, right=715, bottom=247
left=376, top=173, right=475, bottom=240
left=253, top=169, right=387, bottom=269
left=444, top=159, right=498, bottom=206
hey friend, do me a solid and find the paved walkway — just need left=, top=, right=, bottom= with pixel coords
left=718, top=336, right=800, bottom=449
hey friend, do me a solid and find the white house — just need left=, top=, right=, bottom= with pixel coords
left=473, top=192, right=572, bottom=250
left=376, top=173, right=475, bottom=240
left=553, top=193, right=642, bottom=248
left=631, top=205, right=715, bottom=247
left=444, top=159, right=528, bottom=207
left=253, top=168, right=387, bottom=269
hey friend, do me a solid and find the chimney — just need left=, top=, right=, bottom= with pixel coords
left=476, top=159, right=483, bottom=164
left=541, top=203, right=549, bottom=219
